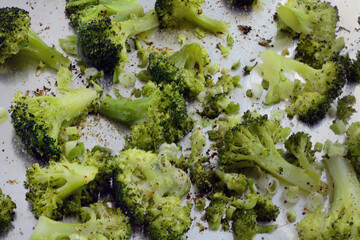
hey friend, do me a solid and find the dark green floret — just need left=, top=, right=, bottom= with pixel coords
left=77, top=10, right=159, bottom=73
left=10, top=88, right=98, bottom=161
left=336, top=95, right=356, bottom=124
left=29, top=203, right=131, bottom=240
left=0, top=188, right=16, bottom=232
left=113, top=148, right=192, bottom=239
left=0, top=7, right=70, bottom=70
left=155, top=0, right=230, bottom=33
left=65, top=0, right=99, bottom=15
left=99, top=82, right=193, bottom=151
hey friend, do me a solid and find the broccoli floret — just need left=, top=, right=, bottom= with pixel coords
left=65, top=0, right=99, bottom=15
left=336, top=95, right=356, bottom=124
left=30, top=203, right=131, bottom=239
left=188, top=130, right=217, bottom=193
left=148, top=43, right=211, bottom=99
left=0, top=188, right=16, bottom=232
left=113, top=148, right=192, bottom=239
left=10, top=88, right=98, bottom=161
left=297, top=155, right=360, bottom=239
left=77, top=10, right=159, bottom=73
left=205, top=192, right=229, bottom=231
left=259, top=49, right=346, bottom=124
left=155, top=0, right=230, bottom=33
left=284, top=132, right=319, bottom=180
left=99, top=82, right=193, bottom=151
left=217, top=111, right=327, bottom=193
left=345, top=51, right=360, bottom=83
left=295, top=35, right=345, bottom=69
left=215, top=169, right=248, bottom=195
left=276, top=0, right=339, bottom=41
left=68, top=0, right=144, bottom=28
left=24, top=160, right=98, bottom=220
left=0, top=7, right=70, bottom=70
left=345, top=122, right=360, bottom=176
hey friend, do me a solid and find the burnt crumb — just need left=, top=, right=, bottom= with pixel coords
left=238, top=25, right=252, bottom=35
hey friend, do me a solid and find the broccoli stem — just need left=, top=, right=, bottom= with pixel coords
left=276, top=5, right=312, bottom=34
left=18, top=29, right=70, bottom=71
left=177, top=6, right=229, bottom=33
left=99, top=94, right=155, bottom=126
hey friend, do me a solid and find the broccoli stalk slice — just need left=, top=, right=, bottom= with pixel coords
left=30, top=203, right=131, bottom=239
left=276, top=5, right=313, bottom=34
left=16, top=29, right=70, bottom=71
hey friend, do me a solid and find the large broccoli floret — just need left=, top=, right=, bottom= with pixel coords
left=77, top=10, right=159, bottom=73
left=0, top=7, right=70, bottom=70
left=217, top=111, right=327, bottom=193
left=68, top=0, right=144, bottom=28
left=276, top=0, right=339, bottom=41
left=155, top=0, right=229, bottom=33
left=24, top=160, right=98, bottom=220
left=259, top=49, right=346, bottom=124
left=100, top=82, right=193, bottom=151
left=297, top=154, right=360, bottom=239
left=10, top=88, right=98, bottom=161
left=30, top=203, right=131, bottom=239
left=148, top=43, right=211, bottom=99
left=113, top=148, right=192, bottom=239
left=0, top=188, right=16, bottom=232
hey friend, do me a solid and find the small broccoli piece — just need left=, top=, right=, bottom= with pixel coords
left=297, top=154, right=360, bottom=239
left=336, top=95, right=356, bottom=124
left=243, top=63, right=257, bottom=76
left=295, top=35, right=345, bottom=69
left=24, top=160, right=98, bottom=220
left=286, top=209, right=297, bottom=223
left=217, top=111, right=327, bottom=193
left=276, top=0, right=339, bottom=41
left=30, top=203, right=131, bottom=239
left=10, top=88, right=98, bottom=161
left=113, top=148, right=192, bottom=239
left=99, top=82, right=193, bottom=151
left=345, top=122, right=360, bottom=176
left=284, top=132, right=319, bottom=181
left=77, top=10, right=159, bottom=73
left=188, top=130, right=217, bottom=193
left=259, top=49, right=346, bottom=124
left=215, top=169, right=248, bottom=194
left=330, top=120, right=346, bottom=135
left=0, top=107, right=8, bottom=124
left=148, top=43, right=211, bottom=99
left=155, top=0, right=230, bottom=33
left=217, top=43, right=231, bottom=57
left=0, top=7, right=70, bottom=70
left=59, top=35, right=78, bottom=57
left=65, top=0, right=99, bottom=15
left=205, top=192, right=229, bottom=231
left=68, top=0, right=144, bottom=28
left=0, top=188, right=16, bottom=232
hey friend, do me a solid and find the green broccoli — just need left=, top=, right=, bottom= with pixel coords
left=215, top=169, right=248, bottom=195
left=276, top=0, right=339, bottom=41
left=217, top=111, right=327, bottom=193
left=147, top=43, right=211, bottom=99
left=205, top=192, right=229, bottom=231
left=336, top=95, right=356, bottom=124
left=68, top=0, right=144, bottom=28
left=24, top=160, right=98, bottom=220
left=65, top=0, right=99, bottom=15
left=0, top=188, right=16, bottom=232
left=295, top=35, right=345, bottom=69
left=259, top=49, right=346, bottom=124
left=29, top=203, right=131, bottom=239
left=297, top=154, right=360, bottom=239
left=99, top=82, right=193, bottom=151
left=10, top=88, right=98, bottom=161
left=155, top=0, right=230, bottom=33
left=345, top=122, right=360, bottom=176
left=0, top=7, right=70, bottom=70
left=113, top=148, right=192, bottom=239
left=77, top=10, right=159, bottom=73
left=59, top=35, right=78, bottom=57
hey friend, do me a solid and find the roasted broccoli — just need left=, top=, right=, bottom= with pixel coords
left=0, top=188, right=16, bottom=232
left=67, top=0, right=144, bottom=28
left=217, top=111, right=327, bottom=193
left=276, top=0, right=339, bottom=41
left=10, top=88, right=98, bottom=161
left=100, top=82, right=193, bottom=151
left=30, top=203, right=131, bottom=239
left=0, top=7, right=70, bottom=70
left=77, top=10, right=159, bottom=73
left=345, top=122, right=360, bottom=176
left=259, top=49, right=346, bottom=124
left=205, top=192, right=229, bottom=231
left=113, top=148, right=192, bottom=239
left=65, top=0, right=99, bottom=15
left=336, top=95, right=356, bottom=124
left=216, top=169, right=248, bottom=195
left=155, top=0, right=230, bottom=33
left=148, top=43, right=211, bottom=99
